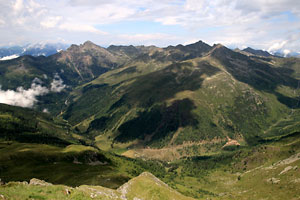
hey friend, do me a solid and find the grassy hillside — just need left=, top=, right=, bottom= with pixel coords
left=1, top=131, right=300, bottom=199
left=0, top=104, right=167, bottom=188
left=61, top=43, right=300, bottom=154
left=0, top=172, right=194, bottom=200
left=0, top=103, right=79, bottom=145
left=0, top=40, right=300, bottom=199
left=161, top=131, right=300, bottom=199
left=0, top=142, right=165, bottom=189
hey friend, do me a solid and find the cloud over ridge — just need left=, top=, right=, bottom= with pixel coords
left=0, top=75, right=67, bottom=108
left=50, top=73, right=66, bottom=92
left=0, top=82, right=49, bottom=108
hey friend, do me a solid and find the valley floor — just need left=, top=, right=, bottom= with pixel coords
left=1, top=132, right=300, bottom=199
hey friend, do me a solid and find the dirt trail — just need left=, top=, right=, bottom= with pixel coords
left=168, top=127, right=183, bottom=146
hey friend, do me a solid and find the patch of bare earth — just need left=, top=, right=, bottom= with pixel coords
left=122, top=137, right=225, bottom=161
left=222, top=137, right=240, bottom=148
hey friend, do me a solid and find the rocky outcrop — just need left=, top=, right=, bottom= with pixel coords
left=29, top=178, right=52, bottom=186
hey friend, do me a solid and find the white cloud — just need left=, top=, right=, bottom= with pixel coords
left=68, top=0, right=118, bottom=7
left=26, top=0, right=43, bottom=13
left=0, top=18, right=5, bottom=26
left=268, top=41, right=288, bottom=52
left=0, top=75, right=68, bottom=108
left=32, top=77, right=43, bottom=84
left=267, top=33, right=300, bottom=53
left=0, top=0, right=299, bottom=52
left=13, top=0, right=24, bottom=13
left=121, top=33, right=175, bottom=41
left=0, top=54, right=19, bottom=60
left=185, top=0, right=208, bottom=12
left=40, top=16, right=62, bottom=28
left=116, top=33, right=179, bottom=46
left=283, top=49, right=291, bottom=57
left=58, top=23, right=106, bottom=34
left=183, top=38, right=202, bottom=45
left=50, top=73, right=66, bottom=92
left=0, top=82, right=49, bottom=108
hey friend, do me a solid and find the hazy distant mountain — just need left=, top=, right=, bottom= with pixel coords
left=272, top=50, right=300, bottom=58
left=0, top=43, right=69, bottom=60
left=21, top=43, right=69, bottom=57
left=236, top=47, right=300, bottom=58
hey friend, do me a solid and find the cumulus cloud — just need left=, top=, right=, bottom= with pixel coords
left=13, top=0, right=24, bottom=13
left=0, top=82, right=49, bottom=108
left=40, top=16, right=62, bottom=28
left=0, top=0, right=300, bottom=52
left=58, top=23, right=107, bottom=34
left=50, top=73, right=66, bottom=92
left=118, top=33, right=179, bottom=46
left=268, top=40, right=289, bottom=53
left=267, top=33, right=300, bottom=54
left=0, top=75, right=67, bottom=108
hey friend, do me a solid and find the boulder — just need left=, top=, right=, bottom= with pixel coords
left=29, top=178, right=52, bottom=186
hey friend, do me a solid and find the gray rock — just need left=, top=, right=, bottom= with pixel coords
left=29, top=178, right=52, bottom=186
left=279, top=166, right=293, bottom=175
left=267, top=177, right=280, bottom=184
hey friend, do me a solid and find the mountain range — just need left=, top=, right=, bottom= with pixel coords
left=0, top=40, right=299, bottom=199
left=0, top=43, right=69, bottom=60
left=0, top=40, right=299, bottom=151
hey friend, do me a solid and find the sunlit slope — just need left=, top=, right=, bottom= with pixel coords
left=0, top=172, right=195, bottom=200
left=1, top=133, right=300, bottom=200
left=62, top=43, right=300, bottom=151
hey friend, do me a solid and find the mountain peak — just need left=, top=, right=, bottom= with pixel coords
left=83, top=40, right=95, bottom=45
left=243, top=47, right=254, bottom=51
left=212, top=43, right=225, bottom=48
left=65, top=41, right=105, bottom=53
left=242, top=47, right=272, bottom=57
left=192, top=40, right=205, bottom=45
left=67, top=44, right=79, bottom=50
left=210, top=43, right=228, bottom=53
left=163, top=40, right=212, bottom=59
left=185, top=40, right=211, bottom=49
left=208, top=43, right=237, bottom=58
left=81, top=40, right=100, bottom=48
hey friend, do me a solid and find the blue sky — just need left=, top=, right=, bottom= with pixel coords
left=0, top=0, right=300, bottom=54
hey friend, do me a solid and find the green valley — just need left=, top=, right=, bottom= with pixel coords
left=0, top=40, right=299, bottom=199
